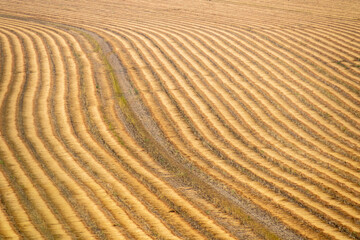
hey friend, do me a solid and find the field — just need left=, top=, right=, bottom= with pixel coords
left=0, top=0, right=359, bottom=239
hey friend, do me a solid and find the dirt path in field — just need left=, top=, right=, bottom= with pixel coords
left=81, top=27, right=303, bottom=240
left=108, top=25, right=354, bottom=239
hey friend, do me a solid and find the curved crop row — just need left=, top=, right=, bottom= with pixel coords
left=0, top=1, right=359, bottom=239
left=92, top=17, right=356, bottom=238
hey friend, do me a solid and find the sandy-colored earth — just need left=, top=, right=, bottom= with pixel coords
left=0, top=0, right=359, bottom=239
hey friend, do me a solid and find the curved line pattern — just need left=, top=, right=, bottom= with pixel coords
left=0, top=0, right=359, bottom=239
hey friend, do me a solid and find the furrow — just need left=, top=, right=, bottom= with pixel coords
left=298, top=23, right=360, bottom=49
left=0, top=30, right=12, bottom=118
left=172, top=21, right=360, bottom=148
left=5, top=17, right=207, bottom=238
left=154, top=19, right=360, bottom=135
left=122, top=21, right=360, bottom=193
left=0, top=199, right=19, bottom=239
left=279, top=27, right=360, bottom=83
left=104, top=27, right=332, bottom=240
left=39, top=28, right=147, bottom=239
left=9, top=24, right=97, bottom=239
left=121, top=19, right=360, bottom=166
left=118, top=21, right=360, bottom=204
left=122, top=26, right=360, bottom=236
left=195, top=23, right=360, bottom=158
left=1, top=21, right=117, bottom=239
left=258, top=28, right=360, bottom=102
left=247, top=29, right=360, bottom=114
left=176, top=23, right=360, bottom=174
left=237, top=27, right=360, bottom=141
left=48, top=26, right=179, bottom=239
left=71, top=29, right=207, bottom=238
left=68, top=30, right=204, bottom=240
left=106, top=28, right=358, bottom=239
left=1, top=2, right=359, bottom=239
left=24, top=25, right=129, bottom=239
left=137, top=23, right=360, bottom=214
left=81, top=28, right=236, bottom=240
left=0, top=25, right=62, bottom=240
left=288, top=27, right=360, bottom=65
left=0, top=163, right=42, bottom=240
left=102, top=29, right=277, bottom=238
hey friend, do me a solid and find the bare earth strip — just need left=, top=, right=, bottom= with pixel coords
left=102, top=28, right=325, bottom=239
left=104, top=26, right=356, bottom=239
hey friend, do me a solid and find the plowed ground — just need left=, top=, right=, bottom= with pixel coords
left=0, top=0, right=359, bottom=239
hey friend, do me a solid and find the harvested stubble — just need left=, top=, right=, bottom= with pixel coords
left=0, top=0, right=359, bottom=239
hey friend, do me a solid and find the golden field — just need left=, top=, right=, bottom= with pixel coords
left=0, top=0, right=359, bottom=239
